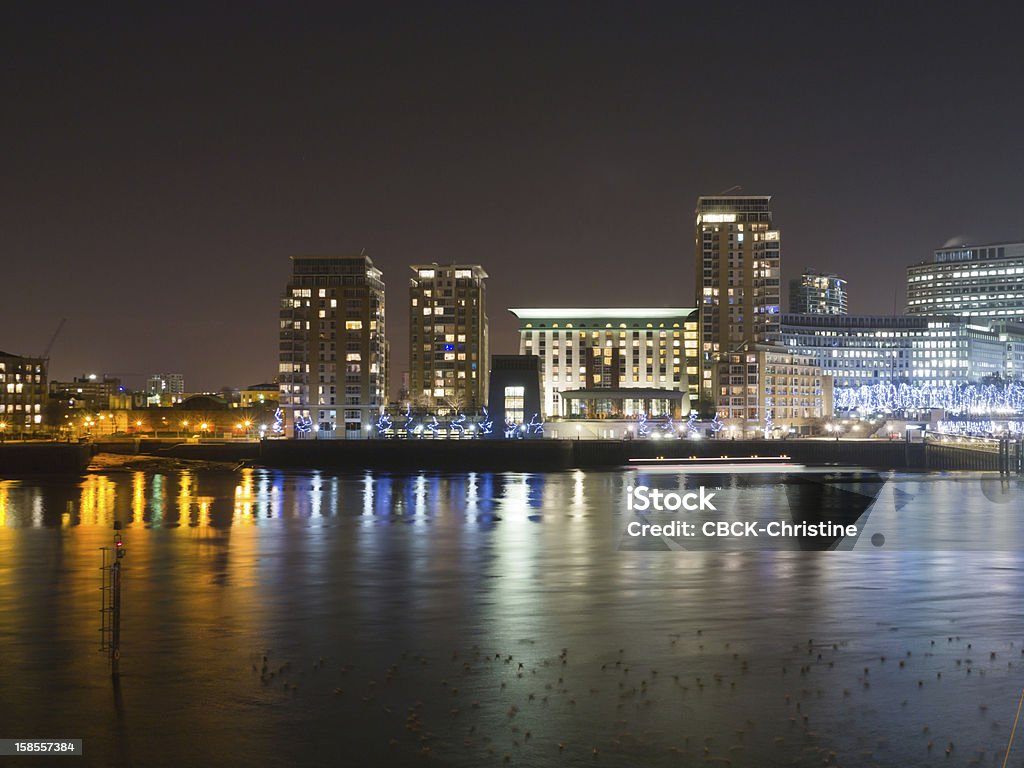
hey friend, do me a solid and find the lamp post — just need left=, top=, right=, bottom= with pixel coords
left=365, top=423, right=371, bottom=440
left=576, top=424, right=581, bottom=441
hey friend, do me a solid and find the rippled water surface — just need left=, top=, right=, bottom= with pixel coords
left=2, top=468, right=1024, bottom=767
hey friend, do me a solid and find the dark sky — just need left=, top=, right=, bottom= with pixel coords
left=3, top=2, right=1023, bottom=393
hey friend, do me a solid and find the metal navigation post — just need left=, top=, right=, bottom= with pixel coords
left=100, top=520, right=126, bottom=680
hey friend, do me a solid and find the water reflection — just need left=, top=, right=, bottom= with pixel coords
left=0, top=469, right=1023, bottom=767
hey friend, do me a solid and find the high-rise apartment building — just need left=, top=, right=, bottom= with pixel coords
left=409, top=264, right=488, bottom=412
left=147, top=373, right=184, bottom=395
left=695, top=195, right=781, bottom=398
left=790, top=270, right=848, bottom=314
left=278, top=255, right=387, bottom=438
left=907, top=241, right=1024, bottom=320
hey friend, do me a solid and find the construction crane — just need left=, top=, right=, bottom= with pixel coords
left=42, top=318, right=66, bottom=362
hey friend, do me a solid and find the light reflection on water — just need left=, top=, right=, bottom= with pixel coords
left=0, top=469, right=1022, bottom=767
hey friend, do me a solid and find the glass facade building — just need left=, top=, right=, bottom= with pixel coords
left=789, top=271, right=848, bottom=315
left=775, top=314, right=1024, bottom=389
left=907, top=241, right=1024, bottom=319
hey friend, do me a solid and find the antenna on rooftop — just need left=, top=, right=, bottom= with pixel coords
left=719, top=185, right=743, bottom=195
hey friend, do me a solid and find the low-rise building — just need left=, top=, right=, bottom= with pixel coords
left=508, top=308, right=699, bottom=418
left=712, top=344, right=832, bottom=436
left=775, top=314, right=1024, bottom=389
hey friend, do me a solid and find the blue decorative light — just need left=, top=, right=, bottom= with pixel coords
left=526, top=413, right=544, bottom=435
left=295, top=414, right=313, bottom=434
left=835, top=382, right=1024, bottom=416
left=272, top=407, right=284, bottom=433
left=710, top=414, right=724, bottom=434
left=450, top=412, right=466, bottom=435
left=477, top=407, right=494, bottom=436
left=637, top=412, right=650, bottom=437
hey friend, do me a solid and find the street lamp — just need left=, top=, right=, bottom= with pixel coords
left=576, top=424, right=581, bottom=441
left=365, top=423, right=371, bottom=440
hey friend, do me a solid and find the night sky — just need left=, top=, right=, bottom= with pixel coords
left=3, top=3, right=1023, bottom=393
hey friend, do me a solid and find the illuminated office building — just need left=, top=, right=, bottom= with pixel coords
left=775, top=314, right=1024, bottom=389
left=907, top=241, right=1024, bottom=320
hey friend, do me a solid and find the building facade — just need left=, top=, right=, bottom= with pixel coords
left=278, top=255, right=387, bottom=438
left=49, top=374, right=123, bottom=410
left=775, top=314, right=1024, bottom=390
left=508, top=308, right=698, bottom=418
left=147, top=373, right=184, bottom=395
left=712, top=344, right=832, bottom=435
left=907, top=241, right=1024, bottom=320
left=409, top=264, right=488, bottom=413
left=695, top=195, right=781, bottom=398
left=0, top=351, right=47, bottom=432
left=486, top=355, right=543, bottom=438
left=789, top=270, right=848, bottom=315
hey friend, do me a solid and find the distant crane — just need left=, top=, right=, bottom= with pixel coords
left=42, top=318, right=66, bottom=362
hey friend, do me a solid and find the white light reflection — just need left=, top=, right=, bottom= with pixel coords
left=362, top=472, right=374, bottom=516
left=310, top=471, right=322, bottom=518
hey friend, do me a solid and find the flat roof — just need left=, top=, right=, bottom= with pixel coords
left=559, top=388, right=687, bottom=399
left=509, top=308, right=695, bottom=320
left=410, top=264, right=489, bottom=278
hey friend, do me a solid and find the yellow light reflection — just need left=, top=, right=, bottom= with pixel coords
left=132, top=471, right=146, bottom=525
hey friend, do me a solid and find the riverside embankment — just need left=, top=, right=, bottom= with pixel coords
left=2, top=436, right=1015, bottom=475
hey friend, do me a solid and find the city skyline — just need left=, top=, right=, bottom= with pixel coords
left=4, top=5, right=1024, bottom=391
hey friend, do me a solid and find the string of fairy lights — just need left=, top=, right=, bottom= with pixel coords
left=834, top=382, right=1024, bottom=415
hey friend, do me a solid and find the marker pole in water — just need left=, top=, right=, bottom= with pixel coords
left=112, top=521, right=125, bottom=679
left=1002, top=688, right=1024, bottom=768
left=101, top=520, right=126, bottom=680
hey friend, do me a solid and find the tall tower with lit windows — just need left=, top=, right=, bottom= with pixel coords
left=278, top=255, right=387, bottom=438
left=408, top=264, right=488, bottom=413
left=694, top=195, right=781, bottom=398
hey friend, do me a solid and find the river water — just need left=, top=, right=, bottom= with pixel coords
left=1, top=467, right=1023, bottom=767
